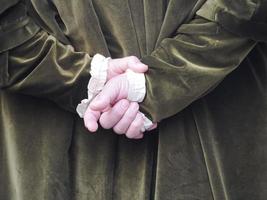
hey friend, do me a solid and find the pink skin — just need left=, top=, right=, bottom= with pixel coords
left=84, top=56, right=147, bottom=133
left=83, top=57, right=157, bottom=139
left=107, top=56, right=148, bottom=80
left=84, top=74, right=132, bottom=134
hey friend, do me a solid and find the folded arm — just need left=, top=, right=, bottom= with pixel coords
left=140, top=0, right=267, bottom=122
left=0, top=30, right=92, bottom=112
left=87, top=0, right=267, bottom=135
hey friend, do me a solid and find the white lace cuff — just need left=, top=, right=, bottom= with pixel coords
left=125, top=70, right=152, bottom=132
left=76, top=54, right=110, bottom=117
left=141, top=113, right=154, bottom=132
left=126, top=69, right=146, bottom=102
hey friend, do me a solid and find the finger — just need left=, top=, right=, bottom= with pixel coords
left=113, top=102, right=139, bottom=134
left=128, top=59, right=148, bottom=73
left=84, top=107, right=101, bottom=132
left=99, top=99, right=130, bottom=129
left=108, top=56, right=148, bottom=75
left=90, top=75, right=128, bottom=111
left=125, top=112, right=144, bottom=139
left=89, top=82, right=117, bottom=111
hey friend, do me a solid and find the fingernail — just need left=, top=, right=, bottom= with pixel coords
left=137, top=63, right=145, bottom=66
left=138, top=63, right=148, bottom=69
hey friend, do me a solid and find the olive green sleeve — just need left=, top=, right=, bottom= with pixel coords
left=196, top=0, right=267, bottom=42
left=0, top=30, right=91, bottom=113
left=140, top=1, right=262, bottom=122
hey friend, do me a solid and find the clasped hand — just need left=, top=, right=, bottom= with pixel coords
left=83, top=56, right=157, bottom=139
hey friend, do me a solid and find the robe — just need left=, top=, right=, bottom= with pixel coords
left=1, top=0, right=267, bottom=199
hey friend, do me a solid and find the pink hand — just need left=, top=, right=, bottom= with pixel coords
left=83, top=74, right=157, bottom=138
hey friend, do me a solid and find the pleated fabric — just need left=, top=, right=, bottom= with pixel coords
left=1, top=0, right=267, bottom=199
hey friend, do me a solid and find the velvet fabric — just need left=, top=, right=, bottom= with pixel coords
left=1, top=0, right=267, bottom=199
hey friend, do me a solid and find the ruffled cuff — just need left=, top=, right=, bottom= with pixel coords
left=141, top=113, right=154, bottom=132
left=76, top=54, right=110, bottom=117
left=126, top=69, right=153, bottom=131
left=126, top=69, right=146, bottom=102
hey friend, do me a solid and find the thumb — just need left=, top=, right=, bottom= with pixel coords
left=108, top=56, right=148, bottom=79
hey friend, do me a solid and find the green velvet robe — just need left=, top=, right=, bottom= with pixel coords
left=1, top=0, right=267, bottom=199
